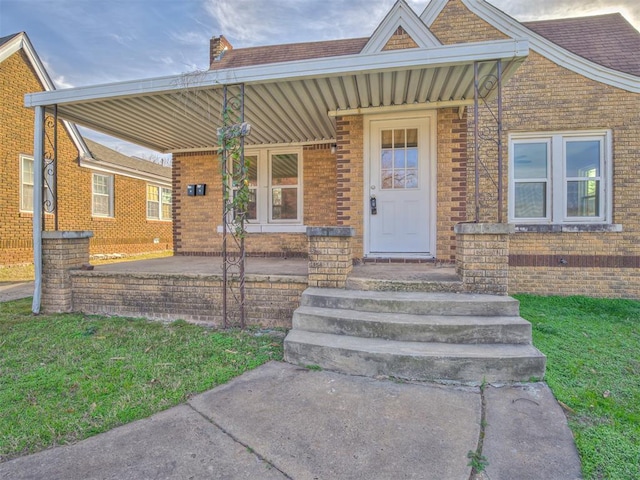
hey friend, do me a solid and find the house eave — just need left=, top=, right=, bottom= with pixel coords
left=421, top=0, right=640, bottom=93
left=24, top=38, right=529, bottom=152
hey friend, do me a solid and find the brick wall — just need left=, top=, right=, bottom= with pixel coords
left=437, top=108, right=469, bottom=261
left=432, top=0, right=640, bottom=298
left=172, top=145, right=336, bottom=256
left=71, top=271, right=307, bottom=328
left=0, top=49, right=172, bottom=265
left=382, top=26, right=420, bottom=50
left=335, top=115, right=365, bottom=259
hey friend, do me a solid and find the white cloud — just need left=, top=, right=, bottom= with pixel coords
left=491, top=0, right=639, bottom=29
left=202, top=0, right=429, bottom=46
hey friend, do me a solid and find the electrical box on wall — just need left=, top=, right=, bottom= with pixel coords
left=196, top=184, right=207, bottom=196
left=187, top=184, right=196, bottom=196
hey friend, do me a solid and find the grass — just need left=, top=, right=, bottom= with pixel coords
left=0, top=250, right=172, bottom=283
left=516, top=294, right=640, bottom=480
left=0, top=297, right=284, bottom=462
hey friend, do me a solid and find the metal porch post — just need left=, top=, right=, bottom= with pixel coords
left=32, top=106, right=45, bottom=314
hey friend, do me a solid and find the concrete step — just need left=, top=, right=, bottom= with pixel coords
left=346, top=277, right=463, bottom=293
left=301, top=288, right=520, bottom=317
left=284, top=330, right=546, bottom=383
left=293, top=306, right=532, bottom=344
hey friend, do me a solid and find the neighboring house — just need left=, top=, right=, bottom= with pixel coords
left=0, top=32, right=172, bottom=265
left=23, top=0, right=640, bottom=298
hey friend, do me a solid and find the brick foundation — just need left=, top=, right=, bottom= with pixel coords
left=70, top=271, right=307, bottom=328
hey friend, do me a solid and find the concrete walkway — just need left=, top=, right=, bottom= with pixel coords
left=0, top=362, right=582, bottom=480
left=0, top=282, right=33, bottom=302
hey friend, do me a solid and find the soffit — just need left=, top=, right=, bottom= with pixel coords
left=25, top=39, right=528, bottom=153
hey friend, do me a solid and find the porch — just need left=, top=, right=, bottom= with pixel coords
left=68, top=255, right=460, bottom=328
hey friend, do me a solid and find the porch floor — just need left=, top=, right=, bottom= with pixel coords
left=94, top=255, right=459, bottom=282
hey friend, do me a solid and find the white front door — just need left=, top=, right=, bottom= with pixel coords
left=367, top=115, right=434, bottom=255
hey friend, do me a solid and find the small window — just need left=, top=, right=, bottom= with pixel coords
left=147, top=184, right=172, bottom=220
left=228, top=149, right=302, bottom=224
left=92, top=173, right=114, bottom=217
left=20, top=155, right=54, bottom=213
left=20, top=156, right=35, bottom=212
left=509, top=131, right=610, bottom=224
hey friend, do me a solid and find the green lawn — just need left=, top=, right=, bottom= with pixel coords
left=2, top=294, right=638, bottom=478
left=0, top=298, right=283, bottom=462
left=517, top=294, right=640, bottom=480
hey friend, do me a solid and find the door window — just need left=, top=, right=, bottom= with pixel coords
left=380, top=128, right=418, bottom=189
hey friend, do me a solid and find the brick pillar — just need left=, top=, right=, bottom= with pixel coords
left=307, top=227, right=355, bottom=288
left=42, top=231, right=93, bottom=313
left=454, top=223, right=513, bottom=295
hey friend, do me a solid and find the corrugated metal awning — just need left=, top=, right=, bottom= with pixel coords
left=25, top=39, right=528, bottom=153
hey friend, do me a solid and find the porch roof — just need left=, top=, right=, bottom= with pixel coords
left=25, top=38, right=528, bottom=153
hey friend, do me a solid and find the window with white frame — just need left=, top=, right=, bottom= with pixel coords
left=231, top=149, right=302, bottom=224
left=509, top=131, right=610, bottom=224
left=20, top=155, right=35, bottom=212
left=147, top=185, right=172, bottom=220
left=92, top=173, right=114, bottom=217
left=20, top=155, right=53, bottom=213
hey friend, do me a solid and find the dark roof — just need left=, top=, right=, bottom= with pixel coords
left=523, top=13, right=640, bottom=76
left=209, top=13, right=639, bottom=78
left=0, top=32, right=20, bottom=48
left=210, top=37, right=368, bottom=70
left=84, top=138, right=171, bottom=179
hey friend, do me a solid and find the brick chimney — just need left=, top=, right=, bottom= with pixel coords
left=210, top=35, right=233, bottom=65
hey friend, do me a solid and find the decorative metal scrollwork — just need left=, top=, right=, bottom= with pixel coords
left=43, top=108, right=58, bottom=229
left=219, top=84, right=251, bottom=329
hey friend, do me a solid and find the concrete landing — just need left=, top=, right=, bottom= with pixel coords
left=0, top=362, right=582, bottom=480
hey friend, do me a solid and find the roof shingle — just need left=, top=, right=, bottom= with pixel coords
left=84, top=139, right=171, bottom=179
left=208, top=13, right=639, bottom=78
left=523, top=13, right=640, bottom=76
left=209, top=37, right=368, bottom=70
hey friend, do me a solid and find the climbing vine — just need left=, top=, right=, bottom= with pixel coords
left=218, top=102, right=250, bottom=238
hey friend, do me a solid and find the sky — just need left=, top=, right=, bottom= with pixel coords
left=1, top=0, right=638, bottom=157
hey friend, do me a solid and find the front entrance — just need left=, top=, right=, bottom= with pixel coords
left=366, top=113, right=435, bottom=256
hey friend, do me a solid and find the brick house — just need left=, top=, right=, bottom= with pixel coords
left=0, top=32, right=173, bottom=266
left=24, top=0, right=639, bottom=298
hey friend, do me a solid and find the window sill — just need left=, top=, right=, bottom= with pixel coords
left=92, top=216, right=115, bottom=222
left=146, top=218, right=172, bottom=223
left=216, top=224, right=307, bottom=234
left=513, top=224, right=622, bottom=233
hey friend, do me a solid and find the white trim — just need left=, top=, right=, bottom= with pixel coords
left=419, top=0, right=449, bottom=27
left=92, top=172, right=114, bottom=218
left=228, top=146, right=304, bottom=227
left=25, top=39, right=529, bottom=107
left=363, top=110, right=437, bottom=256
left=421, top=0, right=640, bottom=93
left=508, top=130, right=612, bottom=225
left=1, top=33, right=91, bottom=156
left=329, top=99, right=473, bottom=117
left=361, top=0, right=441, bottom=54
left=79, top=156, right=170, bottom=185
left=171, top=139, right=335, bottom=154
left=146, top=184, right=172, bottom=221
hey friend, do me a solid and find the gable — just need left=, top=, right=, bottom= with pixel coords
left=0, top=32, right=90, bottom=156
left=382, top=26, right=420, bottom=51
left=421, top=0, right=639, bottom=93
left=425, top=0, right=508, bottom=44
left=361, top=0, right=441, bottom=54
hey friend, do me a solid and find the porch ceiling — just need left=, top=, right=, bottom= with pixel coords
left=25, top=39, right=528, bottom=153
